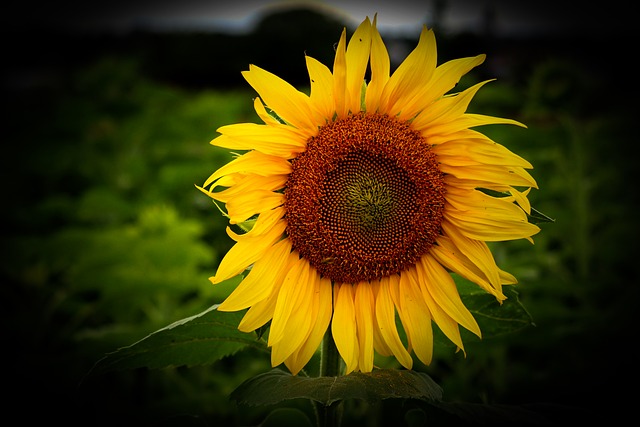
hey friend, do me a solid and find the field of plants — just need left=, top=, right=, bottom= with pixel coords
left=3, top=8, right=636, bottom=426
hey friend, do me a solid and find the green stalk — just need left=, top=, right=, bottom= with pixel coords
left=315, top=329, right=343, bottom=427
left=320, top=328, right=341, bottom=377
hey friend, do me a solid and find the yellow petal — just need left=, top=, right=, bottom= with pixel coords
left=332, top=283, right=359, bottom=374
left=237, top=250, right=297, bottom=332
left=332, top=28, right=348, bottom=118
left=354, top=281, right=375, bottom=373
left=226, top=190, right=284, bottom=224
left=376, top=276, right=413, bottom=369
left=443, top=187, right=535, bottom=247
left=445, top=186, right=529, bottom=224
left=242, top=64, right=317, bottom=132
left=238, top=296, right=276, bottom=332
left=203, top=151, right=291, bottom=189
left=411, top=80, right=492, bottom=130
left=225, top=206, right=283, bottom=240
left=200, top=174, right=238, bottom=194
left=270, top=258, right=315, bottom=365
left=430, top=235, right=505, bottom=300
left=434, top=139, right=533, bottom=171
left=267, top=254, right=308, bottom=346
left=419, top=254, right=481, bottom=338
left=444, top=174, right=505, bottom=190
left=444, top=207, right=540, bottom=242
left=306, top=55, right=334, bottom=123
left=438, top=163, right=537, bottom=189
left=423, top=113, right=526, bottom=137
left=369, top=280, right=392, bottom=357
left=509, top=187, right=532, bottom=214
left=423, top=54, right=486, bottom=104
left=213, top=123, right=307, bottom=158
left=380, top=25, right=437, bottom=118
left=210, top=209, right=286, bottom=284
left=398, top=270, right=434, bottom=365
left=205, top=174, right=285, bottom=204
left=364, top=15, right=390, bottom=113
left=215, top=122, right=305, bottom=144
left=217, top=239, right=292, bottom=311
left=414, top=267, right=465, bottom=351
left=500, top=269, right=518, bottom=285
left=253, top=97, right=281, bottom=126
left=284, top=275, right=332, bottom=375
left=387, top=273, right=402, bottom=307
left=345, top=16, right=372, bottom=114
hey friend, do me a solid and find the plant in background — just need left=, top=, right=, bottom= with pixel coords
left=92, top=15, right=550, bottom=426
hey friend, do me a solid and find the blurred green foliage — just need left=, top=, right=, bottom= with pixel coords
left=3, top=11, right=636, bottom=426
left=3, top=56, right=272, bottom=424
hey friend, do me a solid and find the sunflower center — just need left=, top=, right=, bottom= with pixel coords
left=284, top=112, right=446, bottom=284
left=324, top=152, right=411, bottom=233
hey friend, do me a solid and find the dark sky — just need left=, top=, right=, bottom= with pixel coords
left=2, top=0, right=634, bottom=38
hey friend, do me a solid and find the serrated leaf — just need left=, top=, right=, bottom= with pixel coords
left=475, top=287, right=535, bottom=336
left=454, top=275, right=535, bottom=339
left=231, top=368, right=443, bottom=406
left=88, top=304, right=265, bottom=376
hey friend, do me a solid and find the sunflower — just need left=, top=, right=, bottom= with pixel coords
left=199, top=16, right=539, bottom=375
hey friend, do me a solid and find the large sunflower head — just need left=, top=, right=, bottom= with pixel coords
left=199, top=16, right=539, bottom=375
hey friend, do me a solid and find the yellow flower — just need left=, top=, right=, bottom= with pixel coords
left=199, top=16, right=539, bottom=375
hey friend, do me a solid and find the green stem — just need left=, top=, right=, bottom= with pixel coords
left=320, top=328, right=341, bottom=377
left=316, top=329, right=342, bottom=427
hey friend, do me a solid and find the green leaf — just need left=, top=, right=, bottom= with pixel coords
left=527, top=206, right=556, bottom=224
left=236, top=218, right=257, bottom=233
left=88, top=304, right=265, bottom=375
left=471, top=289, right=534, bottom=338
left=231, top=368, right=443, bottom=407
left=454, top=275, right=535, bottom=340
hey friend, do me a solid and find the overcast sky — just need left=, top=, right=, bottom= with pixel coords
left=3, top=0, right=631, bottom=38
